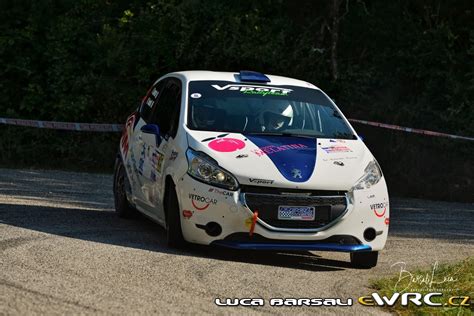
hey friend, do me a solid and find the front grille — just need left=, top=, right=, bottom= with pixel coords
left=240, top=185, right=345, bottom=196
left=243, top=191, right=347, bottom=230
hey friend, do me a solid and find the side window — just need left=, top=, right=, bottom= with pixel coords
left=150, top=79, right=182, bottom=138
left=140, top=80, right=165, bottom=123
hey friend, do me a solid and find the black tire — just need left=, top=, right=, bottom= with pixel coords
left=350, top=251, right=378, bottom=269
left=165, top=182, right=186, bottom=248
left=113, top=157, right=136, bottom=218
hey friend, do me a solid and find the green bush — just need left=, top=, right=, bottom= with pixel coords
left=0, top=1, right=472, bottom=200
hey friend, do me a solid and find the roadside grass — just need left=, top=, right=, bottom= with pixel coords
left=370, top=257, right=473, bottom=315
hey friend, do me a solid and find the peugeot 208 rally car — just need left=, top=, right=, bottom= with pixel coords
left=114, top=70, right=389, bottom=268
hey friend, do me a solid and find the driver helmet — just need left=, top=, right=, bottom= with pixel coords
left=261, top=102, right=294, bottom=131
left=193, top=103, right=217, bottom=128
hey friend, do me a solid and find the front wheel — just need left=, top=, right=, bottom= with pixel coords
left=165, top=182, right=186, bottom=248
left=350, top=251, right=378, bottom=269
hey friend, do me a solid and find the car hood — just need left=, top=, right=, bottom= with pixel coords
left=186, top=130, right=373, bottom=190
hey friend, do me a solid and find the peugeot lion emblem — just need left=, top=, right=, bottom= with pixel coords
left=291, top=168, right=302, bottom=179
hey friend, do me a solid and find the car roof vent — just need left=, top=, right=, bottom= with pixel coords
left=239, top=70, right=270, bottom=83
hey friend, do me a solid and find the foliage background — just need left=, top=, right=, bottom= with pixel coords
left=0, top=0, right=473, bottom=201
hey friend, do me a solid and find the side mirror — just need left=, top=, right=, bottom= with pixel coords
left=141, top=124, right=162, bottom=146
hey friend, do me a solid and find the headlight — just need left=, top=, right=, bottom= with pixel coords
left=352, top=160, right=383, bottom=191
left=186, top=148, right=239, bottom=191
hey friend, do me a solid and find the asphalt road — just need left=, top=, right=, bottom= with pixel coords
left=0, top=168, right=473, bottom=315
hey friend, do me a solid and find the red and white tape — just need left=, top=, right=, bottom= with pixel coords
left=0, top=117, right=472, bottom=141
left=0, top=117, right=122, bottom=132
left=348, top=119, right=474, bottom=141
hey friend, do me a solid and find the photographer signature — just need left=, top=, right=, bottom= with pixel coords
left=391, top=261, right=459, bottom=292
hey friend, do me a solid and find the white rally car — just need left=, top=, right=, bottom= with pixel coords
left=114, top=70, right=389, bottom=268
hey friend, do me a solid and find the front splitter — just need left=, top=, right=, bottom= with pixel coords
left=211, top=240, right=372, bottom=252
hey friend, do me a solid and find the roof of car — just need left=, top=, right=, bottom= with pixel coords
left=168, top=70, right=320, bottom=90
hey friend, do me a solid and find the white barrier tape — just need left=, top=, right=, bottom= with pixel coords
left=0, top=117, right=122, bottom=132
left=1, top=117, right=472, bottom=141
left=349, top=119, right=474, bottom=141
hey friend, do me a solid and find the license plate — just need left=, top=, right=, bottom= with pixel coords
left=278, top=206, right=315, bottom=221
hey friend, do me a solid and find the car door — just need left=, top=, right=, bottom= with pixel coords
left=128, top=79, right=165, bottom=208
left=133, top=77, right=182, bottom=223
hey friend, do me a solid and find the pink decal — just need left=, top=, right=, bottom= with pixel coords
left=208, top=138, right=245, bottom=152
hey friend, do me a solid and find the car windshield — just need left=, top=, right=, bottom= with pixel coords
left=187, top=80, right=356, bottom=139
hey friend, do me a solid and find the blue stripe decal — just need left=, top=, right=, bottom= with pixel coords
left=245, top=135, right=316, bottom=182
left=212, top=241, right=372, bottom=252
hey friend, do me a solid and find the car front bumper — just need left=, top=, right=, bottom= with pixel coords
left=176, top=174, right=389, bottom=252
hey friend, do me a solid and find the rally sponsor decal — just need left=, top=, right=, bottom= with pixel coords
left=138, top=144, right=146, bottom=176
left=137, top=144, right=164, bottom=180
left=209, top=187, right=233, bottom=197
left=246, top=135, right=316, bottom=183
left=212, top=84, right=292, bottom=97
left=169, top=150, right=178, bottom=161
left=321, top=146, right=352, bottom=153
left=249, top=178, right=274, bottom=185
left=321, top=156, right=357, bottom=162
left=208, top=138, right=246, bottom=152
left=370, top=202, right=389, bottom=217
left=251, top=143, right=308, bottom=157
left=151, top=150, right=165, bottom=175
left=144, top=86, right=160, bottom=108
left=129, top=150, right=137, bottom=173
left=189, top=193, right=217, bottom=211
